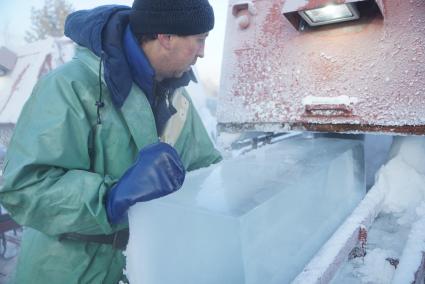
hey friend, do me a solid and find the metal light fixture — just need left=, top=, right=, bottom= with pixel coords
left=299, top=3, right=360, bottom=26
left=282, top=0, right=384, bottom=30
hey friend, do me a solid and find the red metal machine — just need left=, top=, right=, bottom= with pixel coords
left=217, top=0, right=425, bottom=135
left=217, top=1, right=425, bottom=282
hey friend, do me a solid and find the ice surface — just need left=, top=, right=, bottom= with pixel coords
left=126, top=136, right=365, bottom=284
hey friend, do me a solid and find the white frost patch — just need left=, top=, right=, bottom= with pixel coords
left=302, top=95, right=359, bottom=106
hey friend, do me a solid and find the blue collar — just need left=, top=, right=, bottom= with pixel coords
left=123, top=25, right=155, bottom=106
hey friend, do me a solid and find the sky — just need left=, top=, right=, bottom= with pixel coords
left=0, top=0, right=228, bottom=86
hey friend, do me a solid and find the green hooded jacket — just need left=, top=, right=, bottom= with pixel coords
left=0, top=46, right=222, bottom=283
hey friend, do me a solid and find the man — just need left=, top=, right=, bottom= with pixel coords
left=0, top=0, right=221, bottom=283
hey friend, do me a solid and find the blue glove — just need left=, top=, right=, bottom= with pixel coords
left=106, top=142, right=185, bottom=224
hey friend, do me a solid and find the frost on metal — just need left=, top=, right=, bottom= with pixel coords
left=218, top=0, right=425, bottom=135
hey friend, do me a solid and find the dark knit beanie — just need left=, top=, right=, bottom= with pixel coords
left=129, top=0, right=214, bottom=36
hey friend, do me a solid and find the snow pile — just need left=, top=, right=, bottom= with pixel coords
left=331, top=136, right=425, bottom=283
left=302, top=95, right=358, bottom=106
left=392, top=202, right=425, bottom=283
left=356, top=136, right=425, bottom=283
left=378, top=136, right=425, bottom=214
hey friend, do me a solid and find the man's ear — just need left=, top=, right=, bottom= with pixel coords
left=157, top=34, right=173, bottom=50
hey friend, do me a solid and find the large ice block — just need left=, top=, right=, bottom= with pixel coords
left=126, top=136, right=365, bottom=284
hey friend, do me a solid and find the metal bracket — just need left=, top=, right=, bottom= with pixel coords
left=231, top=0, right=256, bottom=29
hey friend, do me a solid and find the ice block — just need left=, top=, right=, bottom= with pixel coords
left=126, top=136, right=365, bottom=284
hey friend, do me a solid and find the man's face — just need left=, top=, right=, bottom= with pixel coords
left=165, top=33, right=208, bottom=79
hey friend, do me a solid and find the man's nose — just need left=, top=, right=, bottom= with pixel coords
left=197, top=45, right=205, bottom=58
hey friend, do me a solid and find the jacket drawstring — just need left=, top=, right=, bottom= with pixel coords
left=96, top=51, right=105, bottom=124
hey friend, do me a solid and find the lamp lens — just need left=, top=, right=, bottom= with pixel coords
left=305, top=4, right=353, bottom=23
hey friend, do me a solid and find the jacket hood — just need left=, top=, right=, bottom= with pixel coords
left=65, top=5, right=130, bottom=57
left=65, top=5, right=135, bottom=108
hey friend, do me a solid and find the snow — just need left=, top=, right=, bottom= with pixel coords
left=353, top=248, right=398, bottom=283
left=126, top=136, right=365, bottom=283
left=331, top=213, right=411, bottom=284
left=330, top=136, right=425, bottom=283
left=302, top=95, right=358, bottom=106
left=392, top=203, right=425, bottom=284
left=381, top=136, right=425, bottom=213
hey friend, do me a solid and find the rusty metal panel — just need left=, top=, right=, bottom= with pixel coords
left=217, top=0, right=425, bottom=135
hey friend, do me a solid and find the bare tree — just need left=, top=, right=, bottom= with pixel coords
left=25, top=0, right=74, bottom=43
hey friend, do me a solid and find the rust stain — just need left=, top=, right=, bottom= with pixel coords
left=261, top=2, right=286, bottom=37
left=218, top=122, right=425, bottom=136
left=295, top=122, right=425, bottom=135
